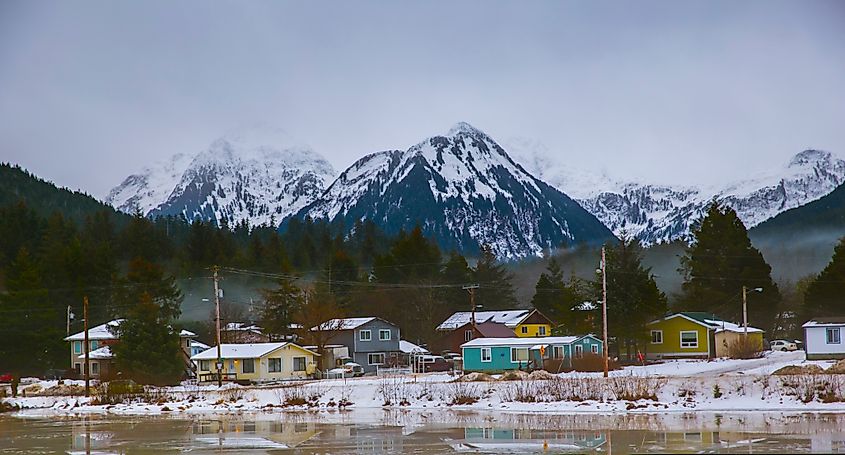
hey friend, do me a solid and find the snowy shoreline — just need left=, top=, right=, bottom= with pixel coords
left=6, top=351, right=845, bottom=417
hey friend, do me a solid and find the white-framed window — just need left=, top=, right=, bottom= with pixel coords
left=591, top=344, right=599, bottom=354
left=73, top=341, right=82, bottom=354
left=359, top=330, right=372, bottom=341
left=268, top=357, right=282, bottom=373
left=651, top=330, right=663, bottom=344
left=379, top=329, right=391, bottom=341
left=552, top=346, right=564, bottom=359
left=242, top=358, right=255, bottom=374
left=574, top=345, right=583, bottom=358
left=91, top=362, right=99, bottom=375
left=481, top=347, right=492, bottom=362
left=465, top=330, right=473, bottom=342
left=293, top=357, right=306, bottom=371
left=368, top=353, right=385, bottom=365
left=90, top=340, right=99, bottom=350
left=510, top=347, right=529, bottom=363
left=521, top=326, right=528, bottom=334
left=538, top=326, right=547, bottom=336
left=827, top=328, right=842, bottom=344
left=680, top=331, right=699, bottom=348
left=199, top=360, right=210, bottom=371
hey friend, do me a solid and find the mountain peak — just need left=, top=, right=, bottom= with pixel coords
left=789, top=149, right=832, bottom=167
left=445, top=121, right=485, bottom=137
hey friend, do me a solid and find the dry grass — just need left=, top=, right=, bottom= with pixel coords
left=726, top=337, right=764, bottom=359
left=446, top=381, right=481, bottom=405
left=572, top=353, right=620, bottom=372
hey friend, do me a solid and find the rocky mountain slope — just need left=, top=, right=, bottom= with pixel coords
left=106, top=127, right=336, bottom=227
left=294, top=122, right=615, bottom=258
left=510, top=142, right=845, bottom=244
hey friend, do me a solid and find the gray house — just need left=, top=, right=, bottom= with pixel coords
left=311, top=317, right=401, bottom=373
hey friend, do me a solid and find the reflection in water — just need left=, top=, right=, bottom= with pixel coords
left=4, top=411, right=845, bottom=454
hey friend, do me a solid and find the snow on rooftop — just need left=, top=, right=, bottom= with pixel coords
left=437, top=310, right=531, bottom=331
left=310, top=317, right=376, bottom=331
left=399, top=340, right=429, bottom=354
left=180, top=329, right=197, bottom=337
left=65, top=320, right=123, bottom=341
left=461, top=336, right=580, bottom=348
left=803, top=318, right=845, bottom=328
left=191, top=340, right=211, bottom=350
left=79, top=346, right=114, bottom=360
left=191, top=342, right=318, bottom=360
left=705, top=319, right=764, bottom=334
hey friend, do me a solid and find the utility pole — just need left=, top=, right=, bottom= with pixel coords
left=212, top=266, right=223, bottom=387
left=463, top=284, right=480, bottom=327
left=83, top=296, right=90, bottom=397
left=601, top=246, right=609, bottom=378
left=742, top=286, right=748, bottom=338
left=66, top=305, right=72, bottom=336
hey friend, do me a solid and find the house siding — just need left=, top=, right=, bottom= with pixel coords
left=322, top=318, right=401, bottom=373
left=194, top=344, right=317, bottom=381
left=462, top=336, right=604, bottom=373
left=646, top=317, right=711, bottom=359
left=805, top=325, right=845, bottom=360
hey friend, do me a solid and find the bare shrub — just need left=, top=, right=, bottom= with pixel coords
left=274, top=383, right=320, bottom=407
left=607, top=375, right=665, bottom=401
left=446, top=381, right=481, bottom=405
left=726, top=337, right=763, bottom=359
left=499, top=377, right=604, bottom=403
left=378, top=376, right=412, bottom=406
left=572, top=353, right=619, bottom=372
left=778, top=375, right=845, bottom=403
left=221, top=386, right=245, bottom=403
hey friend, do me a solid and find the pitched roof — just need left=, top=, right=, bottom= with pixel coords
left=190, top=342, right=319, bottom=360
left=651, top=312, right=764, bottom=333
left=179, top=329, right=197, bottom=338
left=79, top=346, right=114, bottom=360
left=399, top=340, right=429, bottom=354
left=310, top=317, right=377, bottom=331
left=65, top=319, right=123, bottom=341
left=474, top=322, right=518, bottom=337
left=803, top=317, right=845, bottom=327
left=461, top=336, right=581, bottom=348
left=437, top=310, right=533, bottom=331
left=191, top=340, right=211, bottom=350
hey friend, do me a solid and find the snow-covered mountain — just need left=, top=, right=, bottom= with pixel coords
left=294, top=122, right=615, bottom=259
left=510, top=142, right=845, bottom=244
left=106, top=127, right=336, bottom=227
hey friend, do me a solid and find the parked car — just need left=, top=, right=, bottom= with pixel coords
left=0, top=373, right=12, bottom=383
left=770, top=339, right=798, bottom=351
left=420, top=355, right=451, bottom=372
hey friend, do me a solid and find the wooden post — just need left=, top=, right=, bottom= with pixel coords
left=463, top=284, right=480, bottom=328
left=83, top=296, right=90, bottom=397
left=601, top=246, right=609, bottom=378
left=213, top=266, right=222, bottom=387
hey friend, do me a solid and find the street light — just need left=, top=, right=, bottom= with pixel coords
left=742, top=286, right=763, bottom=337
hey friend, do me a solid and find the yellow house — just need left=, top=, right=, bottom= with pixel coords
left=192, top=342, right=319, bottom=383
left=513, top=310, right=553, bottom=337
left=646, top=312, right=764, bottom=359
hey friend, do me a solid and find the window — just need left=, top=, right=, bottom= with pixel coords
left=379, top=329, right=391, bottom=341
left=827, top=328, right=842, bottom=344
left=465, top=330, right=473, bottom=342
left=510, top=347, right=529, bottom=363
left=367, top=353, right=385, bottom=365
left=293, top=357, right=307, bottom=371
left=680, top=331, right=699, bottom=348
left=481, top=347, right=492, bottom=362
left=91, top=362, right=99, bottom=375
left=268, top=358, right=282, bottom=373
left=521, top=326, right=528, bottom=334
left=650, top=330, right=663, bottom=344
left=90, top=340, right=99, bottom=350
left=73, top=341, right=82, bottom=354
left=359, top=330, right=372, bottom=341
left=199, top=360, right=210, bottom=371
left=575, top=345, right=583, bottom=358
left=242, top=359, right=255, bottom=374
left=74, top=363, right=81, bottom=374
left=552, top=346, right=564, bottom=359
left=591, top=344, right=599, bottom=354
left=538, top=326, right=547, bottom=336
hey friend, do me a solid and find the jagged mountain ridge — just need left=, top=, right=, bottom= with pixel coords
left=294, top=122, right=616, bottom=258
left=509, top=142, right=845, bottom=244
left=106, top=127, right=336, bottom=227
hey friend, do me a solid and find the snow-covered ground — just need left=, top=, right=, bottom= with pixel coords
left=5, top=351, right=845, bottom=417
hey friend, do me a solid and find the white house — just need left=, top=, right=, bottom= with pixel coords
left=803, top=317, right=845, bottom=360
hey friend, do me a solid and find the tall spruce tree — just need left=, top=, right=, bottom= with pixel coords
left=803, top=237, right=845, bottom=318
left=680, top=202, right=781, bottom=331
left=473, top=244, right=517, bottom=310
left=531, top=256, right=586, bottom=331
left=597, top=236, right=668, bottom=358
left=261, top=274, right=305, bottom=339
left=112, top=293, right=186, bottom=385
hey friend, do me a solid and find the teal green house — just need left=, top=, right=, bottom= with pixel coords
left=460, top=335, right=603, bottom=373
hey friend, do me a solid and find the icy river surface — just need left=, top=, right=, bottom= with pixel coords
left=3, top=410, right=845, bottom=453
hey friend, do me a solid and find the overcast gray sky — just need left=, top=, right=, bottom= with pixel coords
left=1, top=0, right=844, bottom=197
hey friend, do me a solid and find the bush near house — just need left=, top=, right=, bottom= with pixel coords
left=726, top=337, right=764, bottom=359
left=572, top=353, right=620, bottom=372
